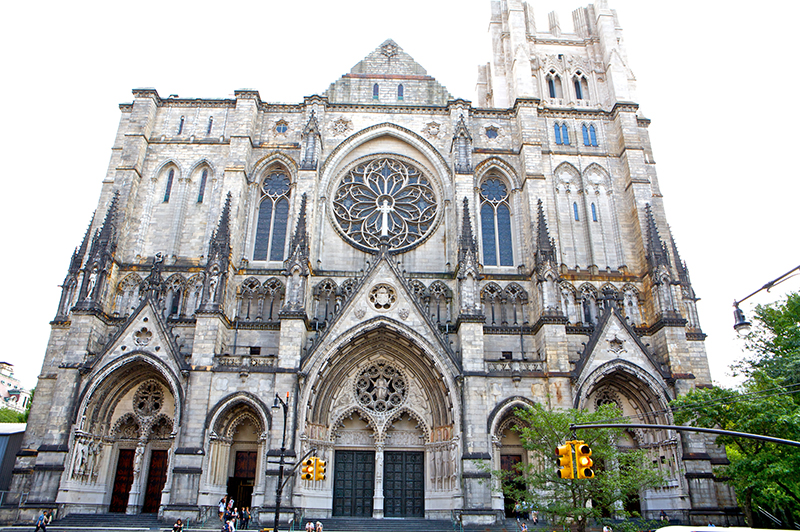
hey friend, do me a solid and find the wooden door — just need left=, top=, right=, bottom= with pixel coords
left=141, top=450, right=168, bottom=513
left=109, top=449, right=135, bottom=513
left=332, top=450, right=374, bottom=517
left=383, top=451, right=424, bottom=517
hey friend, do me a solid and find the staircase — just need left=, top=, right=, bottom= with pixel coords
left=310, top=518, right=453, bottom=532
left=35, top=513, right=163, bottom=530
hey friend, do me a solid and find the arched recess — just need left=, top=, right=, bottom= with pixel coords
left=66, top=353, right=183, bottom=514
left=299, top=321, right=461, bottom=515
left=574, top=360, right=684, bottom=504
left=581, top=163, right=623, bottom=270
left=203, top=392, right=272, bottom=509
left=553, top=162, right=587, bottom=269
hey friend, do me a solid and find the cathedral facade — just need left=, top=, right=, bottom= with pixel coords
left=8, top=0, right=739, bottom=526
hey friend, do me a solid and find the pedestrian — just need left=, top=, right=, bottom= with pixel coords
left=34, top=510, right=50, bottom=532
left=219, top=496, right=227, bottom=521
left=242, top=507, right=250, bottom=530
left=316, top=521, right=323, bottom=532
left=305, top=521, right=314, bottom=532
left=514, top=501, right=522, bottom=521
left=173, top=518, right=184, bottom=532
left=660, top=510, right=668, bottom=523
left=532, top=510, right=538, bottom=525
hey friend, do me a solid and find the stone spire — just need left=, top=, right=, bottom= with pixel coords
left=282, top=194, right=311, bottom=313
left=69, top=215, right=93, bottom=275
left=669, top=229, right=692, bottom=288
left=301, top=111, right=321, bottom=170
left=535, top=199, right=556, bottom=266
left=457, top=197, right=478, bottom=267
left=645, top=204, right=670, bottom=271
left=74, top=192, right=119, bottom=310
left=452, top=116, right=472, bottom=174
left=55, top=214, right=95, bottom=320
left=200, top=193, right=232, bottom=312
left=457, top=197, right=483, bottom=317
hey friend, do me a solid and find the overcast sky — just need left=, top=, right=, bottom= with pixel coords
left=2, top=0, right=797, bottom=391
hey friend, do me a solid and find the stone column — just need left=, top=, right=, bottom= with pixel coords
left=373, top=442, right=385, bottom=518
left=126, top=439, right=147, bottom=514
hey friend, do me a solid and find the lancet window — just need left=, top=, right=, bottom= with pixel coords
left=479, top=176, right=514, bottom=266
left=253, top=167, right=291, bottom=261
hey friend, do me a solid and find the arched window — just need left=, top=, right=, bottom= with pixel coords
left=573, top=202, right=579, bottom=221
left=373, top=84, right=379, bottom=100
left=177, top=116, right=184, bottom=135
left=480, top=177, right=514, bottom=266
left=206, top=117, right=213, bottom=135
left=554, top=123, right=562, bottom=145
left=589, top=125, right=598, bottom=147
left=197, top=168, right=208, bottom=203
left=591, top=203, right=597, bottom=222
left=573, top=73, right=589, bottom=100
left=546, top=71, right=563, bottom=99
left=582, top=124, right=590, bottom=146
left=163, top=168, right=175, bottom=202
left=397, top=84, right=404, bottom=100
left=548, top=77, right=556, bottom=98
left=561, top=124, right=570, bottom=145
left=253, top=167, right=291, bottom=261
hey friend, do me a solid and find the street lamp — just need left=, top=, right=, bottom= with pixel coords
left=733, top=264, right=800, bottom=336
left=271, top=392, right=289, bottom=532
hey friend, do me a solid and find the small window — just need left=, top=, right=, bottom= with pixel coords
left=198, top=168, right=208, bottom=203
left=250, top=346, right=261, bottom=356
left=397, top=84, right=404, bottom=100
left=582, top=124, right=590, bottom=146
left=486, top=127, right=499, bottom=139
left=275, top=120, right=288, bottom=134
left=206, top=117, right=213, bottom=135
left=561, top=124, right=569, bottom=145
left=177, top=116, right=184, bottom=135
left=589, top=125, right=598, bottom=147
left=574, top=78, right=583, bottom=100
left=573, top=202, right=579, bottom=221
left=554, top=123, right=562, bottom=145
left=548, top=78, right=556, bottom=98
left=502, top=351, right=513, bottom=360
left=591, top=203, right=597, bottom=222
left=164, top=168, right=175, bottom=203
left=373, top=84, right=379, bottom=100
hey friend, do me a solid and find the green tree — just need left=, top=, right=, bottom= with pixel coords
left=0, top=407, right=26, bottom=423
left=485, top=403, right=665, bottom=532
left=670, top=292, right=800, bottom=526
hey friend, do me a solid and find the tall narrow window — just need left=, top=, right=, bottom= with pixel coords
left=206, top=117, right=213, bottom=135
left=197, top=168, right=208, bottom=203
left=480, top=177, right=514, bottom=266
left=582, top=124, right=590, bottom=146
left=548, top=78, right=556, bottom=98
left=554, top=123, right=562, bottom=145
left=177, top=116, right=184, bottom=135
left=373, top=84, right=379, bottom=100
left=574, top=78, right=583, bottom=100
left=573, top=202, right=579, bottom=221
left=561, top=124, right=570, bottom=145
left=253, top=168, right=292, bottom=261
left=589, top=125, right=598, bottom=147
left=164, top=168, right=174, bottom=203
left=591, top=203, right=597, bottom=222
left=397, top=84, right=404, bottom=100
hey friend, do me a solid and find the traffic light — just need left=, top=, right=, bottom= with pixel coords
left=314, top=458, right=326, bottom=481
left=574, top=441, right=594, bottom=479
left=555, top=442, right=574, bottom=479
left=301, top=458, right=315, bottom=481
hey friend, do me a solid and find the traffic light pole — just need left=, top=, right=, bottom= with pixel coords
left=569, top=423, right=800, bottom=448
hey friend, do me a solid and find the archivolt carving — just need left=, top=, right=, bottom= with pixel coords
left=112, top=413, right=140, bottom=440
left=133, top=380, right=164, bottom=417
left=148, top=414, right=174, bottom=439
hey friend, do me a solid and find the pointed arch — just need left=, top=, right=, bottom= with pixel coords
left=487, top=396, right=537, bottom=437
left=205, top=391, right=272, bottom=439
left=253, top=161, right=293, bottom=262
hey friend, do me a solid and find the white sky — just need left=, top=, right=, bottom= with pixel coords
left=2, top=1, right=798, bottom=391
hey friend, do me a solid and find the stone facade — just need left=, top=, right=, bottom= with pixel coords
left=7, top=1, right=741, bottom=526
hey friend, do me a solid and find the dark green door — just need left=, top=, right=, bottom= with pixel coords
left=333, top=450, right=375, bottom=517
left=384, top=451, right=424, bottom=517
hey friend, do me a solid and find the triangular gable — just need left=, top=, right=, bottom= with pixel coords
left=303, top=250, right=459, bottom=371
left=87, top=296, right=188, bottom=377
left=573, top=306, right=669, bottom=389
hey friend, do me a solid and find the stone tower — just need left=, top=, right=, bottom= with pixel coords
left=5, top=1, right=740, bottom=527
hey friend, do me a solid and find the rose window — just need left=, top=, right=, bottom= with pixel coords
left=355, top=362, right=406, bottom=413
left=332, top=158, right=438, bottom=252
left=133, top=380, right=164, bottom=417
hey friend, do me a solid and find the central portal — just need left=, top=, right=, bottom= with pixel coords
left=384, top=451, right=424, bottom=517
left=333, top=451, right=375, bottom=516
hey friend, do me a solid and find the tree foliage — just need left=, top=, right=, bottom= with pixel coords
left=486, top=403, right=665, bottom=532
left=670, top=292, right=800, bottom=526
left=0, top=407, right=26, bottom=423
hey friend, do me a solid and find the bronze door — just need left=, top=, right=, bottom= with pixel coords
left=383, top=451, right=424, bottom=517
left=141, top=450, right=168, bottom=513
left=332, top=451, right=374, bottom=517
left=109, top=449, right=135, bottom=513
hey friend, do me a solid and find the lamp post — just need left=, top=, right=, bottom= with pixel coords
left=732, top=264, right=800, bottom=336
left=271, top=392, right=289, bottom=532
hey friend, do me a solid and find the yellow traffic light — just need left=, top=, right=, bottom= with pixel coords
left=555, top=443, right=574, bottom=479
left=314, top=458, right=326, bottom=481
left=574, top=441, right=594, bottom=479
left=301, top=458, right=315, bottom=481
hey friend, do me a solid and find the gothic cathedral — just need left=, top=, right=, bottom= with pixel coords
left=8, top=0, right=738, bottom=526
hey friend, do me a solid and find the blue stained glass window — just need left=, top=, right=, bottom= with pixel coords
left=253, top=199, right=273, bottom=260
left=269, top=198, right=289, bottom=261
left=561, top=124, right=569, bottom=145
left=177, top=116, right=184, bottom=135
left=589, top=125, right=597, bottom=147
left=573, top=202, right=579, bottom=221
left=481, top=203, right=497, bottom=266
left=548, top=78, right=556, bottom=98
left=207, top=117, right=213, bottom=135
left=554, top=123, right=562, bottom=145
left=497, top=204, right=513, bottom=266
left=582, top=124, right=590, bottom=146
left=373, top=84, right=379, bottom=100
left=198, top=169, right=208, bottom=203
left=398, top=84, right=404, bottom=100
left=591, top=203, right=597, bottom=222
left=574, top=78, right=583, bottom=100
left=164, top=169, right=174, bottom=202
